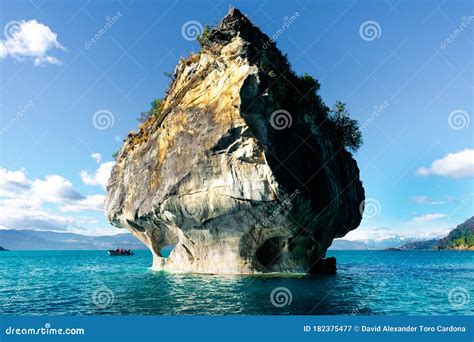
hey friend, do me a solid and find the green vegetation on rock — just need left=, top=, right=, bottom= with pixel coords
left=329, top=101, right=363, bottom=152
left=400, top=216, right=474, bottom=250
left=138, top=98, right=164, bottom=123
left=439, top=216, right=474, bottom=249
left=198, top=25, right=212, bottom=46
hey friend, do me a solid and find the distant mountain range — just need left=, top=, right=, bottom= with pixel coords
left=1, top=216, right=472, bottom=251
left=0, top=229, right=147, bottom=250
left=329, top=239, right=373, bottom=250
left=330, top=236, right=418, bottom=250
left=330, top=216, right=473, bottom=251
left=399, top=216, right=474, bottom=251
left=397, top=239, right=439, bottom=250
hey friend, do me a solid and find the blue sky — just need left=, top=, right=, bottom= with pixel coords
left=0, top=0, right=472, bottom=239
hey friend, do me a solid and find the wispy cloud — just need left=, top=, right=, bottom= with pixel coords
left=0, top=20, right=65, bottom=65
left=417, top=149, right=474, bottom=179
left=409, top=196, right=445, bottom=205
left=412, top=213, right=448, bottom=223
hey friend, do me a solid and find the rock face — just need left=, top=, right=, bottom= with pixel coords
left=438, top=216, right=474, bottom=251
left=105, top=9, right=365, bottom=274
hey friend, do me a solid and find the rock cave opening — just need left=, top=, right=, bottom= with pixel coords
left=255, top=236, right=285, bottom=268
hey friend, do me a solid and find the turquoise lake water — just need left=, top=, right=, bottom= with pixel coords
left=0, top=250, right=472, bottom=315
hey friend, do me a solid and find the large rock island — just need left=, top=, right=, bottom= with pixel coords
left=105, top=9, right=365, bottom=274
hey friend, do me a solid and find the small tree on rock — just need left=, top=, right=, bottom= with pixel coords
left=329, top=101, right=363, bottom=152
left=138, top=98, right=164, bottom=123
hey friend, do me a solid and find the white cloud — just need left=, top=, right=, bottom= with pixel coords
left=0, top=163, right=123, bottom=235
left=412, top=213, right=448, bottom=223
left=32, top=175, right=82, bottom=204
left=0, top=167, right=107, bottom=232
left=0, top=170, right=82, bottom=209
left=81, top=161, right=115, bottom=188
left=60, top=194, right=105, bottom=212
left=91, top=153, right=102, bottom=164
left=416, top=149, right=474, bottom=179
left=343, top=222, right=450, bottom=243
left=343, top=226, right=393, bottom=241
left=0, top=20, right=65, bottom=65
left=409, top=196, right=445, bottom=205
left=0, top=207, right=76, bottom=231
left=0, top=168, right=30, bottom=197
left=343, top=228, right=448, bottom=243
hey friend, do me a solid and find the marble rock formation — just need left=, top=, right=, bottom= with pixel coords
left=105, top=8, right=365, bottom=274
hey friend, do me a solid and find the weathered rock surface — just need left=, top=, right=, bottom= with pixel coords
left=105, top=9, right=365, bottom=274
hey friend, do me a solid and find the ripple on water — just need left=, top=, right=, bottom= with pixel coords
left=0, top=250, right=472, bottom=315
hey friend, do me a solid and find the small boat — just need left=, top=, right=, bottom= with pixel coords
left=108, top=249, right=134, bottom=256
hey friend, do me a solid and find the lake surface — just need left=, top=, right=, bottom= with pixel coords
left=0, top=250, right=472, bottom=315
